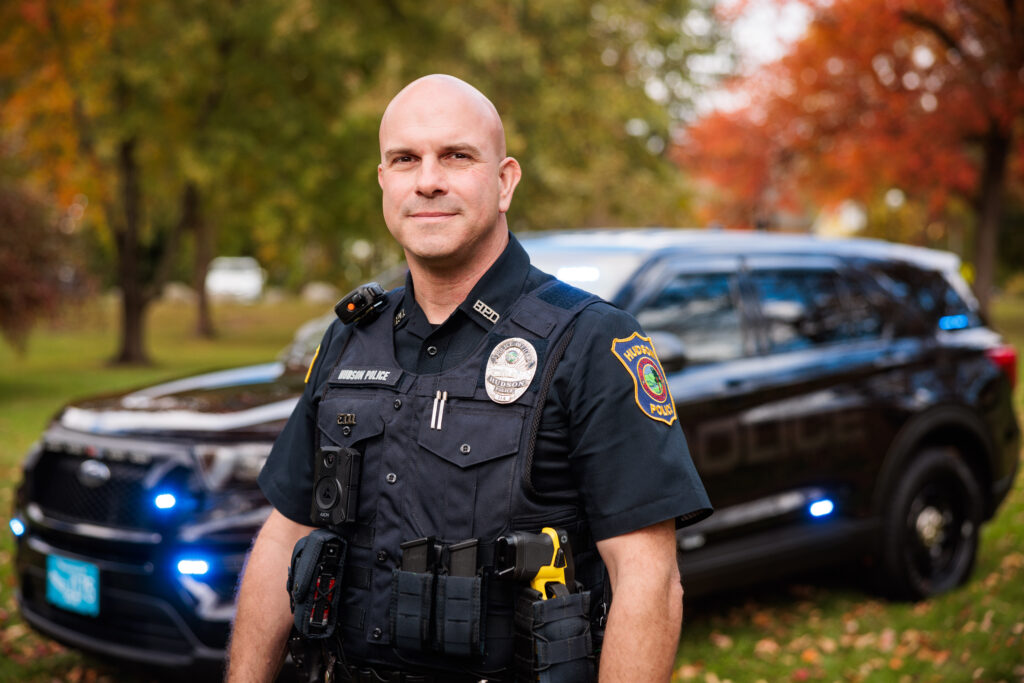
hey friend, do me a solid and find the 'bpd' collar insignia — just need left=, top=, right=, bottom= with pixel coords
left=485, top=337, right=537, bottom=404
left=611, top=332, right=676, bottom=426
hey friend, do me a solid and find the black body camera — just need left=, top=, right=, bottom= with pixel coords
left=335, top=282, right=387, bottom=325
left=311, top=445, right=362, bottom=526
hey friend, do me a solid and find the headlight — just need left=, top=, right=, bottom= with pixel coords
left=195, top=442, right=274, bottom=490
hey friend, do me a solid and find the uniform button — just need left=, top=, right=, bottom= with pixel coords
left=372, top=627, right=383, bottom=640
left=393, top=399, right=402, bottom=410
left=460, top=443, right=471, bottom=454
left=386, top=472, right=397, bottom=484
left=377, top=550, right=389, bottom=563
left=426, top=345, right=438, bottom=356
left=342, top=426, right=352, bottom=436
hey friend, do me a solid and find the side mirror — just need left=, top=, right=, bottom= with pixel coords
left=648, top=331, right=688, bottom=374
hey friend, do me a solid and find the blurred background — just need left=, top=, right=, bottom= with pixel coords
left=1, top=0, right=1022, bottom=681
left=1, top=0, right=1020, bottom=364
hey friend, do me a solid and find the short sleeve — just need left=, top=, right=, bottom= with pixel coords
left=558, top=304, right=712, bottom=541
left=258, top=319, right=350, bottom=525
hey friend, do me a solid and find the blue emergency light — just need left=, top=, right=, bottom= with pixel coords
left=9, top=517, right=25, bottom=537
left=154, top=493, right=177, bottom=510
left=177, top=559, right=210, bottom=576
left=809, top=499, right=835, bottom=517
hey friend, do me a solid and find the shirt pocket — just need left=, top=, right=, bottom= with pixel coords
left=412, top=404, right=525, bottom=541
left=317, top=396, right=386, bottom=448
left=416, top=405, right=523, bottom=468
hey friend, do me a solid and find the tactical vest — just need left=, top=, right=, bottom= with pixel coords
left=314, top=277, right=605, bottom=679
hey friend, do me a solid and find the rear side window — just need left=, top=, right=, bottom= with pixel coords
left=868, top=263, right=981, bottom=330
left=636, top=272, right=747, bottom=365
left=749, top=268, right=885, bottom=352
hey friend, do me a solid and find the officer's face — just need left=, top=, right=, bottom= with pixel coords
left=378, top=78, right=520, bottom=271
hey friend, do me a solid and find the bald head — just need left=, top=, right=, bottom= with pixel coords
left=379, top=74, right=507, bottom=159
left=376, top=74, right=522, bottom=283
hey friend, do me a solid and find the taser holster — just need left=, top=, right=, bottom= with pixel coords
left=514, top=586, right=595, bottom=682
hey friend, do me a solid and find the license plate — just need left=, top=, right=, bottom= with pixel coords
left=46, top=555, right=100, bottom=617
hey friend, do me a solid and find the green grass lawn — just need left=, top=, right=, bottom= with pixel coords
left=0, top=294, right=1021, bottom=682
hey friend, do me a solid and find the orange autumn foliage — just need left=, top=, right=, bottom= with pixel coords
left=677, top=0, right=1022, bottom=233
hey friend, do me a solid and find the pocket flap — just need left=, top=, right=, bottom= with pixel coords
left=418, top=406, right=522, bottom=468
left=317, top=397, right=385, bottom=446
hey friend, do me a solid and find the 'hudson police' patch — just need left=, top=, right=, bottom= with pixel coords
left=611, top=332, right=676, bottom=426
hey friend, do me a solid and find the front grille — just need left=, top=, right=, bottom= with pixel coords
left=31, top=451, right=153, bottom=530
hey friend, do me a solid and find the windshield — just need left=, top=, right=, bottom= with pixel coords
left=521, top=243, right=647, bottom=300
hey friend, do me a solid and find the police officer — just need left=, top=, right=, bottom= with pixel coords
left=227, top=74, right=711, bottom=683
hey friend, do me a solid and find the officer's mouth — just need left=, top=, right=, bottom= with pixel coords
left=408, top=211, right=459, bottom=224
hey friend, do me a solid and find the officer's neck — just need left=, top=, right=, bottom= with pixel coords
left=406, top=230, right=508, bottom=325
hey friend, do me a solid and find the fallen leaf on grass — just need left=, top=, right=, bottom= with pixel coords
left=879, top=628, right=896, bottom=652
left=1000, top=552, right=1024, bottom=571
left=915, top=646, right=950, bottom=665
left=675, top=663, right=703, bottom=680
left=889, top=657, right=903, bottom=670
left=709, top=632, right=733, bottom=650
left=817, top=636, right=837, bottom=654
left=980, top=610, right=994, bottom=633
left=3, top=623, right=28, bottom=641
left=851, top=633, right=877, bottom=650
left=911, top=602, right=932, bottom=616
left=754, top=638, right=780, bottom=657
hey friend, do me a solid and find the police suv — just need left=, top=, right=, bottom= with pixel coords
left=10, top=229, right=1020, bottom=670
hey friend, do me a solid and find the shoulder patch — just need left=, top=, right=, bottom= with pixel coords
left=610, top=332, right=676, bottom=426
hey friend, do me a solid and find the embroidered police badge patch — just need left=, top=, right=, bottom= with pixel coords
left=611, top=332, right=676, bottom=425
left=485, top=337, right=537, bottom=404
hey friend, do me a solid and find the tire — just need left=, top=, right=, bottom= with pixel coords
left=877, top=447, right=983, bottom=600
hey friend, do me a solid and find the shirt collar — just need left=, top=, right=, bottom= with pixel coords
left=395, top=231, right=532, bottom=336
left=456, top=231, right=531, bottom=330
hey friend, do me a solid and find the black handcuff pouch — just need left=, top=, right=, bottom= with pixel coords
left=288, top=528, right=347, bottom=639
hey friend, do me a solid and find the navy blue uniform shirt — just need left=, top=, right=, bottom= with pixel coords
left=259, top=233, right=711, bottom=541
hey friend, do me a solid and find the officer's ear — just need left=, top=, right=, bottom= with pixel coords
left=497, top=156, right=521, bottom=213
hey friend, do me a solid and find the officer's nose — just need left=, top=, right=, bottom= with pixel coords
left=415, top=157, right=448, bottom=197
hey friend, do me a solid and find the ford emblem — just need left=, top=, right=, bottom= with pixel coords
left=77, top=459, right=111, bottom=488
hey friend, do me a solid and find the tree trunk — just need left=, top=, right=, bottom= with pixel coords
left=115, top=276, right=149, bottom=365
left=184, top=183, right=216, bottom=338
left=972, top=123, right=1010, bottom=316
left=112, top=137, right=152, bottom=365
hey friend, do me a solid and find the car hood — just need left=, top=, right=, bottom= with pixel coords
left=57, top=362, right=304, bottom=437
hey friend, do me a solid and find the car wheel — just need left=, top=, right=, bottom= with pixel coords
left=877, top=447, right=983, bottom=600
